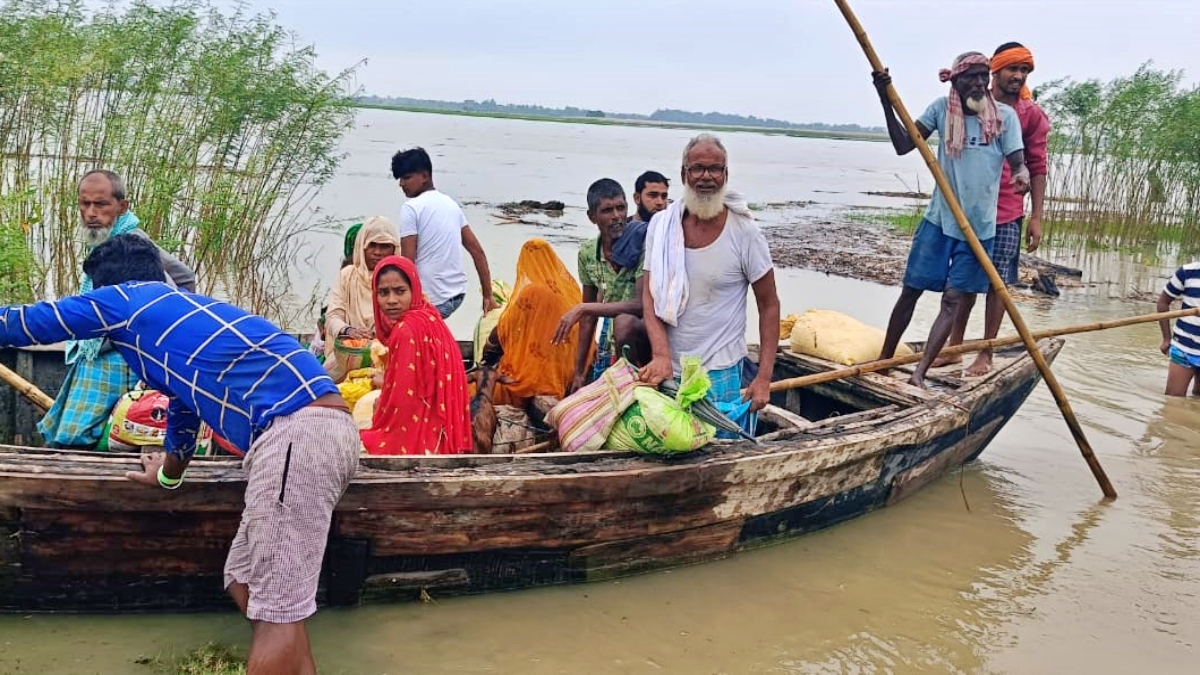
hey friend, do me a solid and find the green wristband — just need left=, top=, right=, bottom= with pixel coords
left=158, top=465, right=184, bottom=490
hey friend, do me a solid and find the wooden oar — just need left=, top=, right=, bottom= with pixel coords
left=832, top=0, right=1118, bottom=499
left=0, top=361, right=55, bottom=412
left=771, top=307, right=1199, bottom=393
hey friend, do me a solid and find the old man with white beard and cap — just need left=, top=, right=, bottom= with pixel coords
left=871, top=52, right=1030, bottom=389
left=37, top=169, right=196, bottom=449
left=638, top=133, right=780, bottom=437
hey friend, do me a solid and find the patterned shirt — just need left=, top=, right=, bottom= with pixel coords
left=1164, top=262, right=1200, bottom=357
left=0, top=283, right=337, bottom=458
left=578, top=236, right=641, bottom=304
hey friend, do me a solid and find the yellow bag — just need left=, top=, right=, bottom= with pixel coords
left=788, top=309, right=913, bottom=366
left=469, top=279, right=512, bottom=364
left=352, top=389, right=381, bottom=429
left=337, top=367, right=378, bottom=410
left=779, top=313, right=802, bottom=341
left=370, top=341, right=389, bottom=369
left=473, top=307, right=504, bottom=364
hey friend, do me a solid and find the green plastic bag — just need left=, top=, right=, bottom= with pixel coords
left=605, top=387, right=716, bottom=454
left=675, top=355, right=711, bottom=407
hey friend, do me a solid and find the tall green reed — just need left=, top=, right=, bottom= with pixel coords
left=0, top=0, right=358, bottom=325
left=1038, top=64, right=1200, bottom=260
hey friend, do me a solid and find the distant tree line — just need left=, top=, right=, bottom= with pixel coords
left=355, top=95, right=884, bottom=134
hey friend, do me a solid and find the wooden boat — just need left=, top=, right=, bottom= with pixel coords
left=0, top=337, right=1062, bottom=612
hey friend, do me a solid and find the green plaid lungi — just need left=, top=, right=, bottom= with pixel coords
left=37, top=350, right=139, bottom=448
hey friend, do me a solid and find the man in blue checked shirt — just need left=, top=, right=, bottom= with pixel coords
left=0, top=234, right=358, bottom=675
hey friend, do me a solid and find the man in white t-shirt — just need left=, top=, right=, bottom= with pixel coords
left=639, top=133, right=780, bottom=437
left=392, top=147, right=497, bottom=318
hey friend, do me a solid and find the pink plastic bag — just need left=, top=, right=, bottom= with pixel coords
left=545, top=359, right=639, bottom=452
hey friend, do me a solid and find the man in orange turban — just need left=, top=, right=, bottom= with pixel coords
left=935, top=41, right=1052, bottom=376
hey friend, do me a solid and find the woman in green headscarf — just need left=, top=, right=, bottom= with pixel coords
left=342, top=222, right=363, bottom=267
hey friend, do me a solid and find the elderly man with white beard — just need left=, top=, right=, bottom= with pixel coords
left=871, top=52, right=1030, bottom=388
left=37, top=169, right=196, bottom=449
left=638, top=133, right=780, bottom=438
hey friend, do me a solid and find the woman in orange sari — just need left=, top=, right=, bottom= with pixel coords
left=483, top=239, right=593, bottom=406
left=360, top=256, right=471, bottom=455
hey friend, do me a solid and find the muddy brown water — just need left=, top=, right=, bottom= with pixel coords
left=2, top=111, right=1198, bottom=674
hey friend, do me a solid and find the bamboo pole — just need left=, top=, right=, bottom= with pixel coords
left=0, top=361, right=55, bottom=412
left=832, top=0, right=1117, bottom=499
left=772, top=307, right=1199, bottom=393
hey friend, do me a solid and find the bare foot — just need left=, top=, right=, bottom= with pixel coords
left=908, top=373, right=927, bottom=389
left=931, top=353, right=962, bottom=368
left=964, top=351, right=993, bottom=377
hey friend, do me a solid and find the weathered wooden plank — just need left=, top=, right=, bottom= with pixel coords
left=13, top=350, right=35, bottom=446
left=0, top=407, right=958, bottom=515
left=24, top=534, right=230, bottom=576
left=713, top=455, right=886, bottom=520
left=568, top=519, right=744, bottom=580
left=337, top=489, right=731, bottom=555
left=339, top=447, right=894, bottom=558
left=20, top=509, right=241, bottom=538
left=0, top=508, right=18, bottom=599
left=0, top=475, right=248, bottom=511
left=888, top=416, right=1006, bottom=505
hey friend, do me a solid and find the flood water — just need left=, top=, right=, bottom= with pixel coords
left=2, top=111, right=1198, bottom=674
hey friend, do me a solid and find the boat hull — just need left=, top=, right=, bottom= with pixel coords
left=0, top=339, right=1061, bottom=612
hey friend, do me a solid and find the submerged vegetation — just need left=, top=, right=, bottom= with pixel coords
left=1038, top=64, right=1200, bottom=256
left=138, top=642, right=246, bottom=675
left=0, top=0, right=357, bottom=322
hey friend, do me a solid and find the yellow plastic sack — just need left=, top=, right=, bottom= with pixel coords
left=353, top=389, right=380, bottom=429
left=780, top=313, right=802, bottom=341
left=788, top=309, right=913, bottom=366
left=491, top=279, right=513, bottom=306
left=474, top=307, right=505, bottom=365
left=370, top=341, right=389, bottom=369
left=337, top=367, right=378, bottom=410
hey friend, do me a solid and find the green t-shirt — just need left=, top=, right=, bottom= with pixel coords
left=578, top=236, right=641, bottom=304
left=578, top=236, right=642, bottom=357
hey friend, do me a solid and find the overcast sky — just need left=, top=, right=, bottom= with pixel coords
left=211, top=0, right=1197, bottom=127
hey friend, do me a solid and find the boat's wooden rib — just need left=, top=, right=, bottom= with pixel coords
left=0, top=339, right=1061, bottom=612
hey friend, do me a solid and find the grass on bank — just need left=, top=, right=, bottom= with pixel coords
left=849, top=205, right=924, bottom=233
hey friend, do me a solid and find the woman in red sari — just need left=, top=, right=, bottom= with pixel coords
left=360, top=256, right=471, bottom=455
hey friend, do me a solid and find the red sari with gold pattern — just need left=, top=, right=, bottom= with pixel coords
left=360, top=256, right=471, bottom=455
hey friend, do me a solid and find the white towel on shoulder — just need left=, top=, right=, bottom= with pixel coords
left=647, top=191, right=752, bottom=326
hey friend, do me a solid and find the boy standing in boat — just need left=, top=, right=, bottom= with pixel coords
left=638, top=133, right=780, bottom=435
left=392, top=147, right=497, bottom=319
left=0, top=234, right=357, bottom=675
left=872, top=52, right=1030, bottom=388
left=554, top=178, right=650, bottom=392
